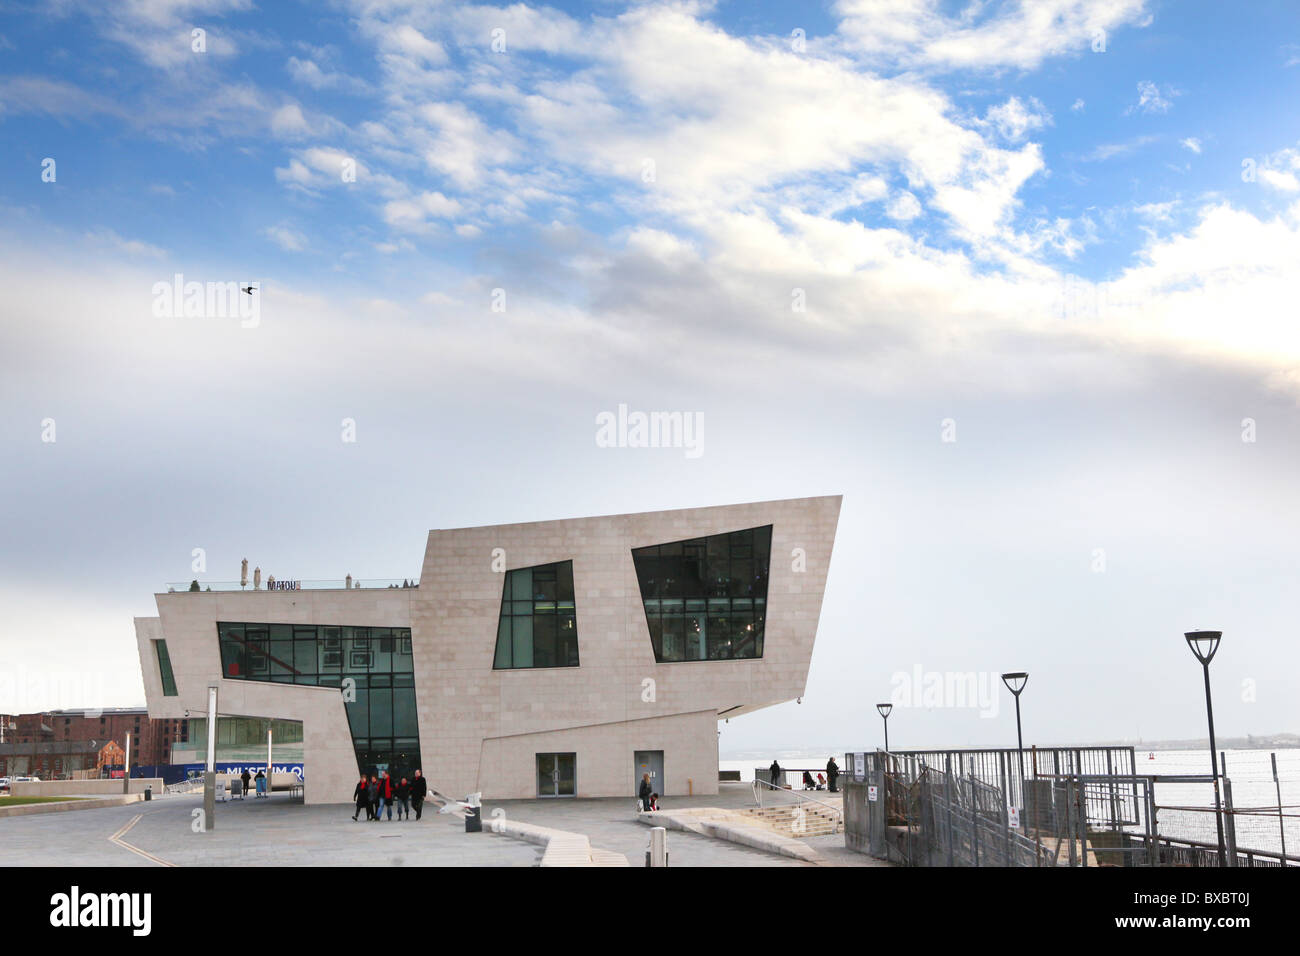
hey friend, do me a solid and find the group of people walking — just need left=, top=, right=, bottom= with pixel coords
left=353, top=768, right=428, bottom=821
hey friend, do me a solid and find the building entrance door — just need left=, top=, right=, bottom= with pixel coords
left=536, top=752, right=576, bottom=797
left=634, top=750, right=664, bottom=800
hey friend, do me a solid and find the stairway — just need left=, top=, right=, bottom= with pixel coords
left=737, top=803, right=842, bottom=838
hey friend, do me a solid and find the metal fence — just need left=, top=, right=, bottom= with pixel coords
left=840, top=748, right=1300, bottom=867
left=842, top=751, right=1055, bottom=866
left=845, top=746, right=1140, bottom=829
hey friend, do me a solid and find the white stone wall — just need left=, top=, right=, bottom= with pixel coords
left=137, top=495, right=840, bottom=803
left=412, top=495, right=840, bottom=798
left=136, top=588, right=413, bottom=805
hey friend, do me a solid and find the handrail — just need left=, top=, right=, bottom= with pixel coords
left=751, top=777, right=843, bottom=817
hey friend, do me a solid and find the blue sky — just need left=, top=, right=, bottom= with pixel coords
left=2, top=1, right=1300, bottom=753
left=2, top=0, right=1295, bottom=293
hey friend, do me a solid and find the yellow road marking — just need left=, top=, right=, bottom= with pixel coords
left=109, top=813, right=176, bottom=867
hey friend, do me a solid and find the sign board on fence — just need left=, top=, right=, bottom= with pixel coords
left=868, top=785, right=878, bottom=802
left=854, top=753, right=864, bottom=777
left=1009, top=806, right=1021, bottom=828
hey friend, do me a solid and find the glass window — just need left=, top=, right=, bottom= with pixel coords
left=154, top=640, right=178, bottom=696
left=215, top=621, right=420, bottom=779
left=492, top=560, right=580, bottom=669
left=632, top=525, right=772, bottom=663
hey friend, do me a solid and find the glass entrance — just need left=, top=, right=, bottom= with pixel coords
left=536, top=752, right=576, bottom=797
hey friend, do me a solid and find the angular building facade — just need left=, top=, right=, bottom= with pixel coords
left=134, top=496, right=840, bottom=803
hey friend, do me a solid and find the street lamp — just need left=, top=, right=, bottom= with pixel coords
left=1001, top=672, right=1029, bottom=780
left=876, top=703, right=893, bottom=753
left=1185, top=630, right=1226, bottom=866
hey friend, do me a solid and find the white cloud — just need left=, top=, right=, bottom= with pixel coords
left=1180, top=137, right=1202, bottom=154
left=270, top=103, right=311, bottom=138
left=834, top=0, right=1151, bottom=71
left=1128, top=80, right=1179, bottom=115
left=383, top=191, right=465, bottom=231
left=981, top=96, right=1052, bottom=142
left=1257, top=146, right=1300, bottom=192
left=262, top=224, right=308, bottom=251
left=886, top=191, right=923, bottom=220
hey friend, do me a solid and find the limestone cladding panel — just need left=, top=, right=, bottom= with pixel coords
left=479, top=710, right=719, bottom=798
left=412, top=495, right=840, bottom=797
left=139, top=589, right=413, bottom=805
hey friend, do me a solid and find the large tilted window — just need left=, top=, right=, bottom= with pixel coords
left=493, top=561, right=580, bottom=669
left=216, top=622, right=420, bottom=779
left=632, top=525, right=772, bottom=662
left=154, top=639, right=178, bottom=696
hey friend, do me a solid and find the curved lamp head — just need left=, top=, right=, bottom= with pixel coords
left=876, top=702, right=893, bottom=718
left=1185, top=630, right=1221, bottom=665
left=1001, top=672, right=1029, bottom=695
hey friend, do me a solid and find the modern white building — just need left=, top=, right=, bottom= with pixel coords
left=134, top=496, right=841, bottom=804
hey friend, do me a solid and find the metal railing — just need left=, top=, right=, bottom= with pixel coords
left=164, top=578, right=418, bottom=593
left=751, top=777, right=843, bottom=816
left=751, top=767, right=837, bottom=792
left=845, top=746, right=1140, bottom=830
left=842, top=751, right=1055, bottom=867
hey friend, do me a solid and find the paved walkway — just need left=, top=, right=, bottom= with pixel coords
left=0, top=793, right=540, bottom=867
left=0, top=783, right=885, bottom=867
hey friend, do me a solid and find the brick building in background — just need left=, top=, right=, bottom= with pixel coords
left=0, top=707, right=186, bottom=778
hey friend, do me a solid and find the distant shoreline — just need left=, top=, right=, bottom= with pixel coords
left=722, top=737, right=1300, bottom=760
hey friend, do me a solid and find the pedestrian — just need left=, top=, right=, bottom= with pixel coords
left=411, top=769, right=428, bottom=820
left=241, top=768, right=251, bottom=797
left=377, top=770, right=394, bottom=821
left=352, top=775, right=368, bottom=821
left=366, top=774, right=379, bottom=820
left=395, top=776, right=411, bottom=820
left=826, top=756, right=839, bottom=793
left=769, top=759, right=782, bottom=788
left=638, top=772, right=653, bottom=811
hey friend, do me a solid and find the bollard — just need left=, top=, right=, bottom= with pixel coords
left=645, top=826, right=668, bottom=867
left=464, top=791, right=482, bottom=833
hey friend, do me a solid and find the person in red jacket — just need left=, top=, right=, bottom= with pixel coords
left=376, top=771, right=394, bottom=821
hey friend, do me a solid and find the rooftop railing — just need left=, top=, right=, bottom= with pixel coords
left=163, top=579, right=418, bottom=593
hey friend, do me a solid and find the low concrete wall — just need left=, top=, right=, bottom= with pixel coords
left=215, top=772, right=300, bottom=794
left=638, top=808, right=821, bottom=862
left=11, top=778, right=164, bottom=797
left=486, top=816, right=628, bottom=867
left=0, top=793, right=144, bottom=818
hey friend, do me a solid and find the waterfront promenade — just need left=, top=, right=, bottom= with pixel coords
left=0, top=784, right=883, bottom=867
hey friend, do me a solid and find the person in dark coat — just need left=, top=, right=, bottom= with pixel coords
left=241, top=769, right=251, bottom=797
left=826, top=757, right=840, bottom=793
left=366, top=775, right=379, bottom=821
left=395, top=777, right=412, bottom=820
left=352, top=775, right=369, bottom=821
left=638, top=772, right=653, bottom=811
left=769, top=759, right=782, bottom=788
left=411, top=769, right=428, bottom=820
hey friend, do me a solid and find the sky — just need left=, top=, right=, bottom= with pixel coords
left=1, top=0, right=1298, bottom=756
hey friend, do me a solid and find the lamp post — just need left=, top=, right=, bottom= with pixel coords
left=876, top=703, right=893, bottom=753
left=1185, top=630, right=1226, bottom=867
left=1001, top=672, right=1029, bottom=780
